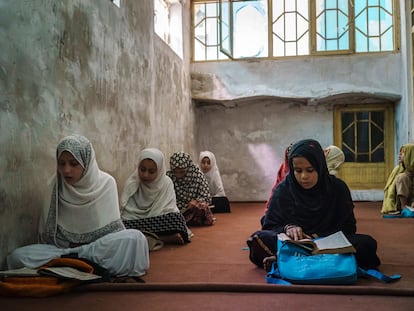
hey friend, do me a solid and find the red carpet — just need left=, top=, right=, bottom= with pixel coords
left=1, top=202, right=414, bottom=310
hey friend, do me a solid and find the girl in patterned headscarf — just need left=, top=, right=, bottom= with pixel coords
left=167, top=152, right=215, bottom=226
left=7, top=135, right=149, bottom=277
left=120, top=148, right=189, bottom=247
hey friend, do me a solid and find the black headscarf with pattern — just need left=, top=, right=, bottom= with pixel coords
left=166, top=152, right=210, bottom=211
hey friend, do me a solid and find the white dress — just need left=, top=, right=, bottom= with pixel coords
left=6, top=135, right=149, bottom=277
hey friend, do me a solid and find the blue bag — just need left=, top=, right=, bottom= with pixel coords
left=266, top=239, right=358, bottom=285
left=383, top=206, right=414, bottom=218
left=266, top=238, right=401, bottom=285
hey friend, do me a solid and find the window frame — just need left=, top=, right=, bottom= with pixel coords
left=191, top=0, right=399, bottom=62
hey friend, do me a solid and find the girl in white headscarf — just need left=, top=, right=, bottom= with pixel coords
left=120, top=148, right=189, bottom=247
left=7, top=135, right=149, bottom=277
left=324, top=145, right=345, bottom=176
left=199, top=151, right=231, bottom=213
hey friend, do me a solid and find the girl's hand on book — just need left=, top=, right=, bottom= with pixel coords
left=286, top=225, right=310, bottom=240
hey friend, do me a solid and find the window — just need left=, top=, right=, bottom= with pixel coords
left=333, top=104, right=394, bottom=190
left=194, top=1, right=229, bottom=60
left=340, top=110, right=385, bottom=162
left=154, top=0, right=183, bottom=58
left=192, top=0, right=397, bottom=61
left=111, top=0, right=121, bottom=8
left=314, top=0, right=350, bottom=53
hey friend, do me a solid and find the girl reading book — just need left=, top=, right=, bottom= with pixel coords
left=247, top=138, right=381, bottom=271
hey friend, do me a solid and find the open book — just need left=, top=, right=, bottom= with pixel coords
left=277, top=230, right=356, bottom=255
left=38, top=267, right=102, bottom=281
left=0, top=266, right=102, bottom=281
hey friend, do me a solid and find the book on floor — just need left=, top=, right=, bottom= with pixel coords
left=38, top=267, right=102, bottom=281
left=0, top=267, right=40, bottom=277
left=277, top=230, right=356, bottom=255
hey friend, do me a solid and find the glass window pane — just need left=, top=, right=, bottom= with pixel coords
left=220, top=0, right=231, bottom=56
left=206, top=46, right=217, bottom=60
left=206, top=2, right=217, bottom=16
left=354, top=1, right=393, bottom=53
left=381, top=30, right=393, bottom=51
left=273, top=0, right=309, bottom=57
left=315, top=0, right=349, bottom=52
left=194, top=4, right=205, bottom=26
left=372, top=149, right=384, bottom=162
left=368, top=8, right=380, bottom=37
left=233, top=0, right=268, bottom=58
left=194, top=41, right=204, bottom=61
left=369, top=37, right=380, bottom=52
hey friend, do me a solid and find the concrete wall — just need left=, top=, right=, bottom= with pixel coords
left=192, top=53, right=406, bottom=202
left=195, top=98, right=334, bottom=201
left=0, top=1, right=193, bottom=267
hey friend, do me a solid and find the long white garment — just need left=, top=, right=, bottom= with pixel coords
left=7, top=229, right=149, bottom=277
left=199, top=151, right=226, bottom=197
left=8, top=135, right=149, bottom=277
left=121, top=148, right=180, bottom=220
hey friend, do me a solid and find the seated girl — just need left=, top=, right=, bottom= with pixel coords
left=199, top=150, right=231, bottom=213
left=324, top=145, right=345, bottom=176
left=261, top=144, right=344, bottom=225
left=382, top=143, right=414, bottom=215
left=247, top=138, right=381, bottom=271
left=7, top=135, right=149, bottom=277
left=120, top=148, right=190, bottom=249
left=167, top=152, right=215, bottom=226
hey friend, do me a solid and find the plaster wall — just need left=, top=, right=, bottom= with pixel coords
left=196, top=99, right=333, bottom=202
left=192, top=53, right=405, bottom=202
left=0, top=1, right=193, bottom=267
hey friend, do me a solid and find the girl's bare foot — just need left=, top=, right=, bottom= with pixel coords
left=263, top=256, right=276, bottom=271
left=159, top=233, right=185, bottom=245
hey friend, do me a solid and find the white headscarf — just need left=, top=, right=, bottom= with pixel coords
left=121, top=148, right=179, bottom=219
left=41, top=135, right=123, bottom=246
left=325, top=145, right=345, bottom=175
left=199, top=150, right=226, bottom=197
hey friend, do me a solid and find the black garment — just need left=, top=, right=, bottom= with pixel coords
left=247, top=139, right=380, bottom=270
left=211, top=196, right=231, bottom=213
left=122, top=212, right=190, bottom=243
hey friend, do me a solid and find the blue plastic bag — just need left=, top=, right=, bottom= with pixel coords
left=266, top=240, right=357, bottom=285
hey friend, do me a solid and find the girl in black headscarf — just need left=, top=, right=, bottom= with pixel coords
left=247, top=139, right=380, bottom=270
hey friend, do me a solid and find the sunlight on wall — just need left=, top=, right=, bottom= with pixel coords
left=154, top=0, right=183, bottom=58
left=247, top=143, right=280, bottom=186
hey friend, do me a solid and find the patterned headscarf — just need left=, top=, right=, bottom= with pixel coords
left=41, top=135, right=124, bottom=247
left=121, top=148, right=179, bottom=219
left=166, top=152, right=210, bottom=211
left=199, top=150, right=226, bottom=197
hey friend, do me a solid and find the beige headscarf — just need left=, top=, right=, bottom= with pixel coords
left=382, top=143, right=414, bottom=213
left=325, top=145, right=345, bottom=175
left=41, top=135, right=124, bottom=246
left=120, top=148, right=179, bottom=220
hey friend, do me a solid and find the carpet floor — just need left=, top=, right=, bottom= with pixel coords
left=1, top=202, right=414, bottom=310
